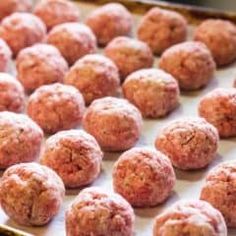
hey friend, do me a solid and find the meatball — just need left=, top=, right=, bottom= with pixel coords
left=200, top=161, right=236, bottom=227
left=64, top=54, right=120, bottom=105
left=194, top=19, right=236, bottom=66
left=40, top=129, right=103, bottom=188
left=0, top=73, right=25, bottom=112
left=16, top=43, right=68, bottom=92
left=0, top=0, right=32, bottom=21
left=0, top=39, right=12, bottom=72
left=85, top=3, right=132, bottom=46
left=66, top=187, right=134, bottom=236
left=122, top=68, right=179, bottom=118
left=153, top=200, right=227, bottom=236
left=0, top=111, right=43, bottom=169
left=27, top=83, right=85, bottom=134
left=159, top=41, right=216, bottom=90
left=0, top=13, right=46, bottom=56
left=198, top=88, right=236, bottom=138
left=82, top=97, right=142, bottom=151
left=104, top=36, right=154, bottom=81
left=155, top=117, right=219, bottom=170
left=47, top=22, right=97, bottom=65
left=34, top=0, right=80, bottom=31
left=113, top=147, right=176, bottom=207
left=0, top=162, right=65, bottom=226
left=137, top=7, right=187, bottom=55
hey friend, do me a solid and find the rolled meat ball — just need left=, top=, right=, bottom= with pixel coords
left=64, top=54, right=120, bottom=105
left=0, top=13, right=46, bottom=56
left=16, top=43, right=68, bottom=92
left=47, top=23, right=97, bottom=65
left=0, top=39, right=12, bottom=72
left=0, top=162, right=65, bottom=226
left=159, top=41, right=216, bottom=90
left=34, top=0, right=80, bottom=31
left=104, top=36, right=154, bottom=81
left=27, top=83, right=85, bottom=134
left=122, top=68, right=179, bottom=118
left=66, top=187, right=134, bottom=236
left=200, top=161, right=236, bottom=227
left=155, top=117, right=219, bottom=170
left=82, top=97, right=142, bottom=151
left=0, top=111, right=43, bottom=169
left=40, top=129, right=103, bottom=188
left=85, top=3, right=132, bottom=46
left=137, top=7, right=187, bottom=55
left=198, top=88, right=236, bottom=138
left=153, top=200, right=227, bottom=236
left=194, top=19, right=236, bottom=66
left=0, top=0, right=32, bottom=21
left=113, top=147, right=176, bottom=207
left=0, top=73, right=25, bottom=112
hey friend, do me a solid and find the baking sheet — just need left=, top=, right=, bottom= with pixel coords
left=0, top=1, right=236, bottom=235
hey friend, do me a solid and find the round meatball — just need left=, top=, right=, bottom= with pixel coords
left=137, top=7, right=187, bottom=55
left=47, top=22, right=97, bottom=65
left=40, top=130, right=103, bottom=188
left=194, top=19, right=236, bottom=66
left=0, top=39, right=12, bottom=72
left=104, top=36, right=154, bottom=81
left=64, top=54, right=120, bottom=105
left=0, top=13, right=46, bottom=56
left=85, top=3, right=132, bottom=46
left=200, top=161, right=236, bottom=227
left=122, top=68, right=179, bottom=118
left=34, top=0, right=80, bottom=31
left=0, top=162, right=65, bottom=226
left=0, top=73, right=25, bottom=112
left=155, top=117, right=219, bottom=170
left=0, top=111, right=43, bottom=169
left=82, top=97, right=142, bottom=151
left=0, top=0, right=32, bottom=21
left=16, top=43, right=68, bottom=92
left=66, top=187, right=134, bottom=236
left=27, top=83, right=85, bottom=134
left=113, top=147, right=176, bottom=207
left=153, top=200, right=227, bottom=236
left=159, top=41, right=216, bottom=90
left=198, top=88, right=236, bottom=138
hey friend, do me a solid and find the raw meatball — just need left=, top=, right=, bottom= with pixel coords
left=64, top=54, right=120, bottom=105
left=194, top=19, right=236, bottom=66
left=47, top=22, right=97, bottom=65
left=198, top=88, right=236, bottom=138
left=40, top=130, right=103, bottom=188
left=66, top=187, right=134, bottom=236
left=34, top=0, right=80, bottom=31
left=27, top=83, right=85, bottom=134
left=159, top=41, right=216, bottom=90
left=113, top=147, right=176, bottom=207
left=104, top=36, right=154, bottom=81
left=155, top=117, right=219, bottom=170
left=16, top=43, right=68, bottom=92
left=137, top=7, right=187, bottom=55
left=85, top=3, right=132, bottom=46
left=0, top=0, right=32, bottom=21
left=0, top=163, right=65, bottom=226
left=122, top=68, right=179, bottom=118
left=0, top=39, right=12, bottom=72
left=0, top=13, right=46, bottom=56
left=0, top=73, right=25, bottom=112
left=82, top=97, right=142, bottom=151
left=0, top=111, right=43, bottom=169
left=200, top=161, right=236, bottom=227
left=153, top=200, right=227, bottom=236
